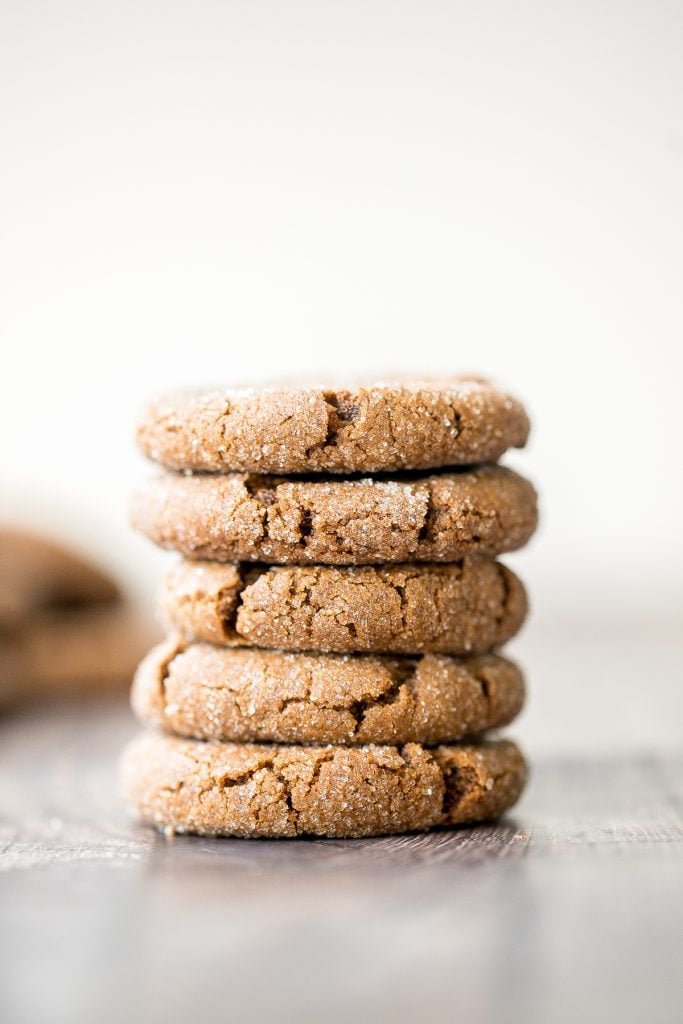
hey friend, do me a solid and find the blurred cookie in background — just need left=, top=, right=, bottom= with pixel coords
left=0, top=528, right=156, bottom=704
left=0, top=529, right=119, bottom=628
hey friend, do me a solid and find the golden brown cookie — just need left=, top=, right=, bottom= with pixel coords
left=0, top=528, right=119, bottom=629
left=0, top=636, right=21, bottom=706
left=11, top=604, right=157, bottom=699
left=132, top=465, right=538, bottom=565
left=132, top=635, right=525, bottom=745
left=137, top=379, right=530, bottom=474
left=121, top=731, right=527, bottom=838
left=0, top=528, right=154, bottom=702
left=159, top=557, right=527, bottom=655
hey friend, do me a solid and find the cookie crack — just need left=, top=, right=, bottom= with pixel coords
left=274, top=657, right=417, bottom=734
left=347, top=676, right=406, bottom=735
left=362, top=745, right=415, bottom=776
left=303, top=392, right=362, bottom=457
left=218, top=566, right=271, bottom=638
left=300, top=750, right=337, bottom=801
left=440, top=763, right=480, bottom=816
left=210, top=753, right=296, bottom=826
left=416, top=491, right=437, bottom=544
left=469, top=665, right=492, bottom=715
left=213, top=766, right=268, bottom=791
left=494, top=563, right=513, bottom=633
left=447, top=405, right=463, bottom=438
left=298, top=508, right=313, bottom=544
left=241, top=476, right=278, bottom=504
left=438, top=752, right=517, bottom=822
left=393, top=581, right=408, bottom=631
left=384, top=404, right=398, bottom=450
left=272, top=768, right=294, bottom=817
left=153, top=637, right=187, bottom=711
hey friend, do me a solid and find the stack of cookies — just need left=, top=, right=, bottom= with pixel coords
left=122, top=379, right=538, bottom=839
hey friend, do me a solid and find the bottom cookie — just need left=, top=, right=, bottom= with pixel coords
left=121, top=732, right=527, bottom=839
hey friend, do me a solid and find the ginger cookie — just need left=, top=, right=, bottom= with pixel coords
left=132, top=465, right=537, bottom=565
left=13, top=604, right=157, bottom=699
left=0, top=638, right=21, bottom=706
left=121, top=731, right=527, bottom=838
left=160, top=557, right=527, bottom=656
left=132, top=635, right=525, bottom=745
left=0, top=528, right=119, bottom=629
left=0, top=528, right=153, bottom=702
left=137, top=379, right=530, bottom=474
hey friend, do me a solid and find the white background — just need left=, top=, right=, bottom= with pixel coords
left=2, top=1, right=682, bottom=753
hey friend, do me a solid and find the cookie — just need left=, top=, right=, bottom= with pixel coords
left=132, top=635, right=525, bottom=745
left=120, top=731, right=527, bottom=838
left=0, top=528, right=151, bottom=703
left=7, top=604, right=157, bottom=700
left=132, top=465, right=538, bottom=566
left=0, top=528, right=119, bottom=629
left=159, top=557, right=527, bottom=655
left=137, top=379, right=530, bottom=475
left=0, top=637, right=21, bottom=706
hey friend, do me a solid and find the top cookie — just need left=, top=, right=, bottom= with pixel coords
left=137, top=379, right=530, bottom=474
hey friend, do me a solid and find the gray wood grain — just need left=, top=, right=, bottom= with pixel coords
left=1, top=698, right=681, bottom=1024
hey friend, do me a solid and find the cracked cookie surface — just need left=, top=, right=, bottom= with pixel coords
left=120, top=731, right=527, bottom=838
left=160, top=557, right=527, bottom=655
left=132, top=465, right=537, bottom=565
left=132, top=636, right=525, bottom=744
left=137, top=379, right=530, bottom=474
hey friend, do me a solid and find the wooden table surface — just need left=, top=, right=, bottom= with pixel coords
left=1, top=695, right=681, bottom=1024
